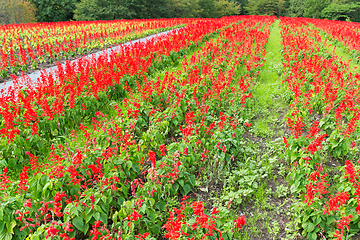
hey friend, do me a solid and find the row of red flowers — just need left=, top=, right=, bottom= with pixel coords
left=280, top=16, right=360, bottom=240
left=0, top=15, right=275, bottom=239
left=0, top=18, right=194, bottom=78
left=303, top=18, right=360, bottom=59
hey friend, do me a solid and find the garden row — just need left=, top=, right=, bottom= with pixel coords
left=280, top=17, right=360, bottom=240
left=0, top=18, right=192, bottom=79
left=303, top=18, right=360, bottom=62
left=0, top=15, right=275, bottom=239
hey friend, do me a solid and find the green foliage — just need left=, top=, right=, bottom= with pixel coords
left=73, top=0, right=98, bottom=21
left=74, top=0, right=129, bottom=21
left=166, top=0, right=202, bottom=18
left=287, top=0, right=305, bottom=17
left=74, top=0, right=171, bottom=20
left=143, top=0, right=169, bottom=18
left=234, top=0, right=248, bottom=14
left=199, top=0, right=215, bottom=18
left=0, top=0, right=36, bottom=24
left=214, top=0, right=241, bottom=17
left=303, top=0, right=330, bottom=18
left=221, top=157, right=269, bottom=205
left=321, top=2, right=360, bottom=21
left=23, top=0, right=360, bottom=23
left=31, top=0, right=79, bottom=22
left=245, top=0, right=286, bottom=16
left=74, top=0, right=240, bottom=21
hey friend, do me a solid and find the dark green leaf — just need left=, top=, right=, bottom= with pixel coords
left=183, top=184, right=191, bottom=195
left=152, top=224, right=161, bottom=235
left=72, top=216, right=85, bottom=232
left=156, top=201, right=166, bottom=212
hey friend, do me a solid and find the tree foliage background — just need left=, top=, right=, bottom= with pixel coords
left=0, top=0, right=36, bottom=24
left=0, top=0, right=359, bottom=25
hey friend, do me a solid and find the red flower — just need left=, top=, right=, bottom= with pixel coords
left=192, top=201, right=204, bottom=216
left=283, top=136, right=289, bottom=148
left=0, top=167, right=12, bottom=191
left=148, top=150, right=156, bottom=168
left=324, top=191, right=350, bottom=215
left=344, top=160, right=357, bottom=183
left=23, top=199, right=32, bottom=208
left=160, top=144, right=167, bottom=156
left=125, top=209, right=142, bottom=226
left=183, top=147, right=188, bottom=156
left=18, top=166, right=30, bottom=193
left=234, top=214, right=246, bottom=232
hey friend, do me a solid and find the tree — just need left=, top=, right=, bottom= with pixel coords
left=245, top=0, right=284, bottom=16
left=74, top=0, right=170, bottom=21
left=321, top=1, right=360, bottom=21
left=303, top=0, right=330, bottom=18
left=166, top=0, right=201, bottom=18
left=213, top=0, right=241, bottom=17
left=199, top=0, right=215, bottom=18
left=144, top=0, right=169, bottom=18
left=122, top=0, right=147, bottom=19
left=73, top=0, right=98, bottom=21
left=234, top=0, right=248, bottom=14
left=277, top=0, right=287, bottom=16
left=74, top=0, right=132, bottom=21
left=287, top=0, right=305, bottom=17
left=31, top=0, right=79, bottom=22
left=0, top=0, right=36, bottom=24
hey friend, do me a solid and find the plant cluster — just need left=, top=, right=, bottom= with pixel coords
left=305, top=18, right=360, bottom=62
left=280, top=16, right=360, bottom=240
left=0, top=18, right=190, bottom=78
left=0, top=15, right=276, bottom=239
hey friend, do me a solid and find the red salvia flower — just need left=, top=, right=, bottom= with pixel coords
left=18, top=166, right=30, bottom=193
left=344, top=160, right=357, bottom=183
left=160, top=144, right=167, bottom=156
left=234, top=214, right=246, bottom=233
left=148, top=150, right=156, bottom=169
left=324, top=191, right=350, bottom=215
left=0, top=167, right=12, bottom=192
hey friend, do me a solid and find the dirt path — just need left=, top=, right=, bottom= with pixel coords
left=208, top=20, right=303, bottom=240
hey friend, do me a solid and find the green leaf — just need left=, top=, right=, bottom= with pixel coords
left=148, top=198, right=155, bottom=207
left=307, top=231, right=317, bottom=240
left=152, top=224, right=161, bottom=235
left=290, top=180, right=300, bottom=194
left=172, top=183, right=179, bottom=192
left=189, top=175, right=195, bottom=187
left=0, top=231, right=12, bottom=240
left=122, top=186, right=128, bottom=196
left=183, top=184, right=191, bottom=195
left=32, top=236, right=40, bottom=240
left=86, top=212, right=93, bottom=223
left=73, top=216, right=85, bottom=232
left=327, top=216, right=335, bottom=225
left=126, top=161, right=132, bottom=169
left=0, top=222, right=4, bottom=233
left=94, top=212, right=100, bottom=221
left=314, top=216, right=322, bottom=226
left=100, top=212, right=107, bottom=223
left=84, top=223, right=89, bottom=234
left=146, top=209, right=155, bottom=221
left=156, top=201, right=166, bottom=212
left=7, top=220, right=16, bottom=234
left=306, top=222, right=315, bottom=232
